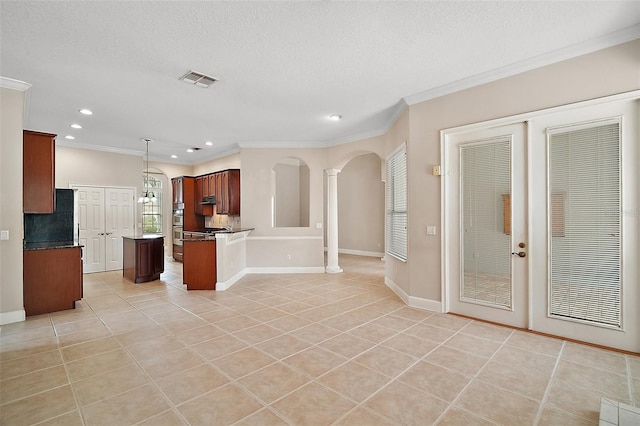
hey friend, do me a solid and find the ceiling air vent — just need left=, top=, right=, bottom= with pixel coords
left=179, top=70, right=218, bottom=88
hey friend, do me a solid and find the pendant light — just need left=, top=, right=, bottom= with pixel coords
left=138, top=138, right=157, bottom=203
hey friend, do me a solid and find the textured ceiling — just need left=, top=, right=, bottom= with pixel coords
left=1, top=1, right=639, bottom=165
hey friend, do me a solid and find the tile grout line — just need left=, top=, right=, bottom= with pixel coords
left=429, top=323, right=516, bottom=425
left=532, top=339, right=566, bottom=426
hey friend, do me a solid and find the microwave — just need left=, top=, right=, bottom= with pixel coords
left=172, top=213, right=183, bottom=226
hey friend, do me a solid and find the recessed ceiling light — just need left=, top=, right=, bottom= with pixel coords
left=70, top=123, right=82, bottom=129
left=186, top=149, right=194, bottom=153
left=79, top=109, right=93, bottom=115
left=171, top=155, right=178, bottom=159
left=64, top=135, right=75, bottom=140
left=328, top=114, right=342, bottom=121
left=205, top=141, right=213, bottom=146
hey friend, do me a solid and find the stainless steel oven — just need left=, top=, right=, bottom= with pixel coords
left=172, top=211, right=183, bottom=226
left=173, top=226, right=183, bottom=246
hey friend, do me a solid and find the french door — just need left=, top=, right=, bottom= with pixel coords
left=444, top=97, right=639, bottom=352
left=446, top=123, right=528, bottom=328
left=73, top=185, right=135, bottom=273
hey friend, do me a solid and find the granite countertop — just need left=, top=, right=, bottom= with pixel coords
left=182, top=228, right=254, bottom=242
left=24, top=241, right=83, bottom=251
left=122, top=235, right=165, bottom=240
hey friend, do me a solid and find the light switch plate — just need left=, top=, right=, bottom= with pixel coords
left=426, top=226, right=437, bottom=236
left=0, top=230, right=9, bottom=240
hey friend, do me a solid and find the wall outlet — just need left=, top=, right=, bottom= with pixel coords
left=426, top=225, right=437, bottom=235
left=0, top=230, right=8, bottom=240
left=286, top=254, right=292, bottom=260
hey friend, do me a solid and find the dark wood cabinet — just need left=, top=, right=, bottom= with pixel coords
left=183, top=239, right=217, bottom=290
left=23, top=247, right=83, bottom=316
left=123, top=236, right=164, bottom=283
left=216, top=169, right=240, bottom=216
left=207, top=174, right=216, bottom=197
left=23, top=130, right=56, bottom=213
left=194, top=176, right=204, bottom=216
left=172, top=176, right=204, bottom=230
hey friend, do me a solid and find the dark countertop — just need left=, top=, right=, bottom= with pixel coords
left=182, top=228, right=254, bottom=242
left=122, top=235, right=165, bottom=241
left=24, top=241, right=83, bottom=251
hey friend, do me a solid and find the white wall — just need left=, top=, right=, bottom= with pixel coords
left=0, top=86, right=26, bottom=324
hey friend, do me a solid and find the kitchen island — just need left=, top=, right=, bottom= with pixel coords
left=123, top=235, right=164, bottom=283
left=182, top=228, right=253, bottom=290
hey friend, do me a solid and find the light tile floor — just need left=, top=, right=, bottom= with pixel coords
left=1, top=254, right=639, bottom=425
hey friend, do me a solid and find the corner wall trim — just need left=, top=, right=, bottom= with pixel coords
left=0, top=309, right=26, bottom=325
left=385, top=277, right=443, bottom=313
left=215, top=269, right=247, bottom=291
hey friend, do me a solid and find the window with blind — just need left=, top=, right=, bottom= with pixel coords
left=548, top=120, right=621, bottom=328
left=386, top=144, right=407, bottom=261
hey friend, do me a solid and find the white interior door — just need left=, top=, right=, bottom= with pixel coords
left=105, top=188, right=134, bottom=271
left=445, top=123, right=528, bottom=328
left=72, top=185, right=136, bottom=274
left=76, top=186, right=105, bottom=273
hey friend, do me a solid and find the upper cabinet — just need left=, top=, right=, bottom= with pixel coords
left=216, top=169, right=240, bottom=216
left=23, top=130, right=56, bottom=214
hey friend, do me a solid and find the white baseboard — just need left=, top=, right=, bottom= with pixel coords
left=0, top=309, right=26, bottom=325
left=385, top=277, right=443, bottom=313
left=324, top=247, right=385, bottom=258
left=215, top=269, right=247, bottom=291
left=246, top=266, right=326, bottom=274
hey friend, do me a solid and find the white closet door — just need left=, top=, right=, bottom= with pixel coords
left=76, top=186, right=105, bottom=273
left=105, top=188, right=134, bottom=271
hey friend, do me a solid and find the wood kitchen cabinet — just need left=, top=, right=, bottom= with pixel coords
left=195, top=176, right=213, bottom=216
left=183, top=239, right=217, bottom=290
left=123, top=236, right=164, bottom=283
left=23, top=130, right=56, bottom=213
left=23, top=246, right=83, bottom=316
left=213, top=169, right=240, bottom=216
left=172, top=176, right=204, bottom=231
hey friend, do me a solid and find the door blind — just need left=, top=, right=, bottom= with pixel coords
left=386, top=144, right=407, bottom=261
left=548, top=121, right=621, bottom=328
left=460, top=138, right=512, bottom=307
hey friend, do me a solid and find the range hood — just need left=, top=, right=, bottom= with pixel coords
left=200, top=196, right=216, bottom=205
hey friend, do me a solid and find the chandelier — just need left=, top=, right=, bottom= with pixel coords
left=138, top=138, right=157, bottom=203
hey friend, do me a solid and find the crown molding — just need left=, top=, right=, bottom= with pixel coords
left=404, top=24, right=640, bottom=106
left=0, top=76, right=31, bottom=91
left=55, top=139, right=144, bottom=157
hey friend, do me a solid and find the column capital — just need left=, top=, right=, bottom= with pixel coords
left=325, top=168, right=341, bottom=176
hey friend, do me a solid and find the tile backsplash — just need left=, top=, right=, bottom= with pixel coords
left=205, top=215, right=241, bottom=229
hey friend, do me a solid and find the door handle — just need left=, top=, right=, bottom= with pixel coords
left=512, top=251, right=526, bottom=258
left=105, top=232, right=113, bottom=235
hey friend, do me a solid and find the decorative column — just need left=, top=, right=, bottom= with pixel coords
left=325, top=168, right=343, bottom=273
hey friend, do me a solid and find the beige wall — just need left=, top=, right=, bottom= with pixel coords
left=407, top=38, right=640, bottom=302
left=337, top=153, right=385, bottom=256
left=192, top=152, right=241, bottom=176
left=242, top=147, right=325, bottom=269
left=0, top=87, right=25, bottom=323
